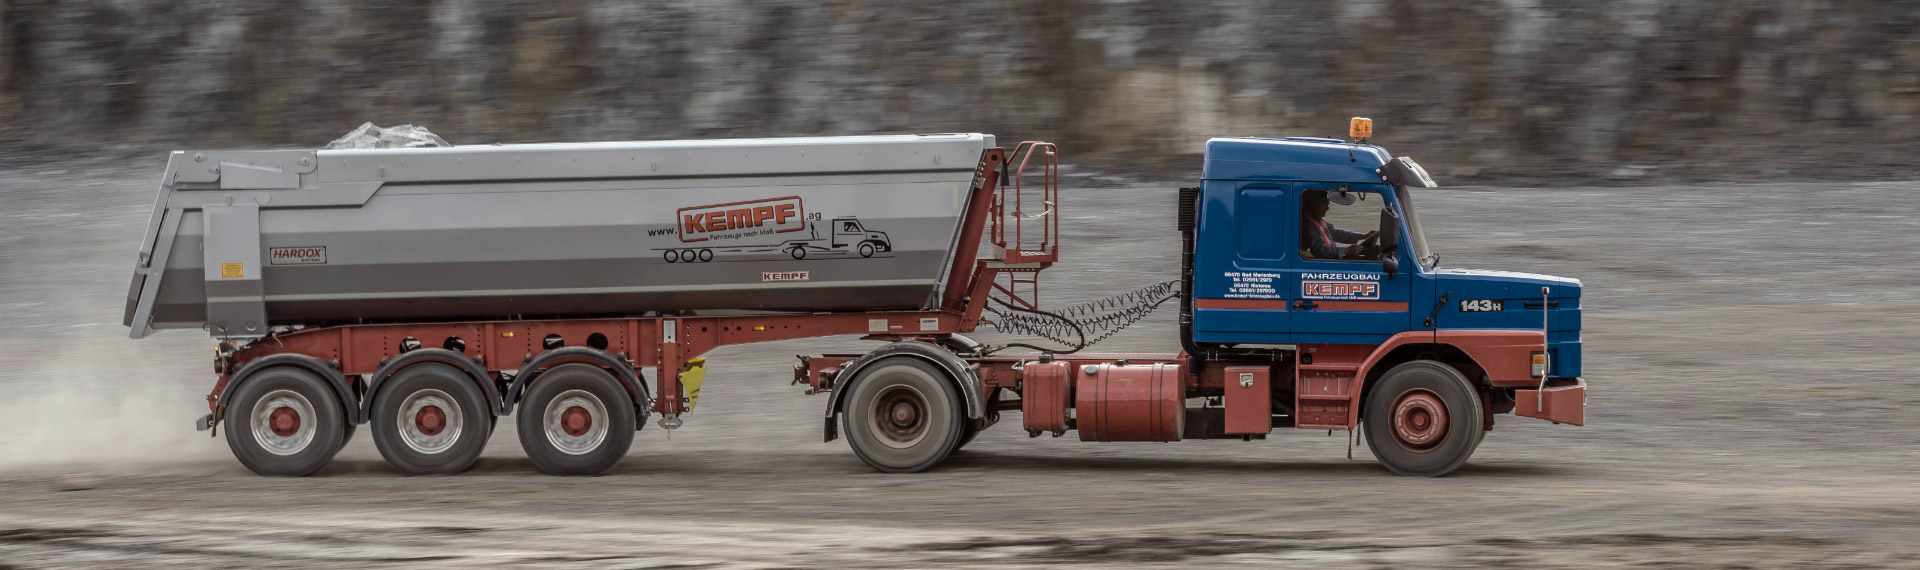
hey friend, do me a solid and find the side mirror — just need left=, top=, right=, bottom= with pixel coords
left=1379, top=207, right=1402, bottom=277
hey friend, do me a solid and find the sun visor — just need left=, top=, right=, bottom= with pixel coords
left=1379, top=156, right=1438, bottom=188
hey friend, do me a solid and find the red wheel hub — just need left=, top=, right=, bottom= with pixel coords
left=561, top=406, right=592, bottom=436
left=892, top=402, right=918, bottom=425
left=1391, top=390, right=1449, bottom=452
left=415, top=405, right=447, bottom=436
left=269, top=406, right=301, bottom=437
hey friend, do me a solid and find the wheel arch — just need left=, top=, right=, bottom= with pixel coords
left=362, top=348, right=502, bottom=421
left=822, top=341, right=983, bottom=442
left=505, top=347, right=651, bottom=425
left=1348, top=336, right=1492, bottom=428
left=216, top=353, right=358, bottom=426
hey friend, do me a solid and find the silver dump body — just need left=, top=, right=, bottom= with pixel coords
left=124, top=134, right=996, bottom=339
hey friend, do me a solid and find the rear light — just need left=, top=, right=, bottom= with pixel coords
left=1531, top=352, right=1547, bottom=378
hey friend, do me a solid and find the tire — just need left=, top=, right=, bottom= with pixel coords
left=841, top=358, right=962, bottom=473
left=1362, top=361, right=1485, bottom=477
left=697, top=248, right=713, bottom=262
left=663, top=250, right=680, bottom=263
left=790, top=246, right=807, bottom=260
left=517, top=363, right=636, bottom=476
left=858, top=242, right=876, bottom=258
left=370, top=363, right=493, bottom=475
left=224, top=366, right=347, bottom=477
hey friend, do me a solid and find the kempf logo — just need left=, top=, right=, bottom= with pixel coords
left=678, top=197, right=805, bottom=243
left=762, top=271, right=809, bottom=282
left=269, top=246, right=327, bottom=265
left=1301, top=280, right=1379, bottom=300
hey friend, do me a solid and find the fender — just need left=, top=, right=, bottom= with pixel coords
left=822, top=341, right=984, bottom=442
left=362, top=348, right=502, bottom=420
left=215, top=353, right=358, bottom=425
left=504, top=347, right=652, bottom=423
left=1341, top=329, right=1544, bottom=426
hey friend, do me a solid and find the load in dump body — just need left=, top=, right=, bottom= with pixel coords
left=122, top=130, right=1587, bottom=480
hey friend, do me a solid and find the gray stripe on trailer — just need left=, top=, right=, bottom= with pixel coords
left=248, top=278, right=937, bottom=302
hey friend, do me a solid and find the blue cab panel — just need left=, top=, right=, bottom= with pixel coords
left=1188, top=136, right=1583, bottom=378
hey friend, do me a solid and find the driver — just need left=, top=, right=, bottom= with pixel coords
left=1302, top=189, right=1375, bottom=260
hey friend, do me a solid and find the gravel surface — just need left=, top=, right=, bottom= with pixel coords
left=0, top=156, right=1917, bottom=568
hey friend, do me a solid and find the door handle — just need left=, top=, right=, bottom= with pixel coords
left=1293, top=300, right=1318, bottom=311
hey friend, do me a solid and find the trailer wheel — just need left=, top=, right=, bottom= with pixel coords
left=370, top=363, right=493, bottom=475
left=663, top=250, right=680, bottom=263
left=858, top=242, right=876, bottom=258
left=223, top=366, right=346, bottom=477
left=1362, top=361, right=1485, bottom=477
left=517, top=363, right=635, bottom=476
left=789, top=246, right=807, bottom=260
left=841, top=358, right=962, bottom=473
left=697, top=248, right=713, bottom=262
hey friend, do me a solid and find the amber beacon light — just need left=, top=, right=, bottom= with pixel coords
left=1350, top=117, right=1373, bottom=142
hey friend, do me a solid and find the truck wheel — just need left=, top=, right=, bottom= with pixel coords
left=370, top=363, right=492, bottom=475
left=1362, top=361, right=1485, bottom=477
left=841, top=358, right=962, bottom=473
left=517, top=363, right=635, bottom=476
left=697, top=248, right=713, bottom=262
left=858, top=242, right=876, bottom=258
left=790, top=246, right=807, bottom=260
left=224, top=366, right=346, bottom=477
left=663, top=250, right=680, bottom=263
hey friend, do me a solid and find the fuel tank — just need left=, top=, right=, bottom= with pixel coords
left=124, top=134, right=997, bottom=338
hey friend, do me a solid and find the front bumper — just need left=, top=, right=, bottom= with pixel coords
left=1515, top=378, right=1586, bottom=426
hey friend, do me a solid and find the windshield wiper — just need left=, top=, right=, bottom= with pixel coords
left=1423, top=254, right=1440, bottom=269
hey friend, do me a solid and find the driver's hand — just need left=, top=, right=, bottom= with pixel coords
left=1344, top=244, right=1366, bottom=257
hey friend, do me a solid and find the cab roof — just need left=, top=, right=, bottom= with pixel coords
left=1201, top=136, right=1392, bottom=184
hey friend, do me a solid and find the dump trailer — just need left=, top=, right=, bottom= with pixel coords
left=125, top=123, right=1585, bottom=478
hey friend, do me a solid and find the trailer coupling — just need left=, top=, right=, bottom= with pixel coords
left=1515, top=377, right=1586, bottom=426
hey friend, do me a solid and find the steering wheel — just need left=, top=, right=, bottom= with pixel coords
left=1351, top=231, right=1382, bottom=258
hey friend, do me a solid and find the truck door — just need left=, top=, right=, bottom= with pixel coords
left=832, top=218, right=863, bottom=249
left=1190, top=181, right=1292, bottom=344
left=1287, top=184, right=1413, bottom=345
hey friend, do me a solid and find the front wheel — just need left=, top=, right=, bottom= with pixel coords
left=858, top=242, right=876, bottom=258
left=517, top=363, right=636, bottom=476
left=841, top=358, right=963, bottom=473
left=1362, top=361, right=1485, bottom=477
left=224, top=366, right=346, bottom=477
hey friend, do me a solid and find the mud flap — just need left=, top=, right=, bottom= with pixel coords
left=679, top=357, right=707, bottom=411
left=1516, top=378, right=1586, bottom=426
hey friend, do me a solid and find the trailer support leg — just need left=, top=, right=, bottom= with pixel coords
left=655, top=319, right=686, bottom=430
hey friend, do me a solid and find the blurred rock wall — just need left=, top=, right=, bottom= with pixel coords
left=3, top=0, right=1918, bottom=180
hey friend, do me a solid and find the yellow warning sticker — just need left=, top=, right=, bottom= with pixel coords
left=220, top=262, right=244, bottom=279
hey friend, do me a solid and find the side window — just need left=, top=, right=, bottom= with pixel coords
left=1299, top=189, right=1383, bottom=262
left=1236, top=188, right=1287, bottom=259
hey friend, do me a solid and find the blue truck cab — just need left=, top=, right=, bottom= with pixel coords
left=1177, top=133, right=1586, bottom=475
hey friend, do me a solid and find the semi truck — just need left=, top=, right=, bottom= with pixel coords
left=123, top=124, right=1585, bottom=478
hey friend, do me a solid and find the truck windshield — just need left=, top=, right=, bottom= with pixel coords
left=1395, top=185, right=1437, bottom=269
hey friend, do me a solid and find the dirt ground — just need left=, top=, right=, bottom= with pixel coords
left=1, top=153, right=1918, bottom=568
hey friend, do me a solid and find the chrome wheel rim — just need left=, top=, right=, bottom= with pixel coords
left=543, top=390, right=608, bottom=455
left=397, top=388, right=464, bottom=455
left=252, top=389, right=317, bottom=456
